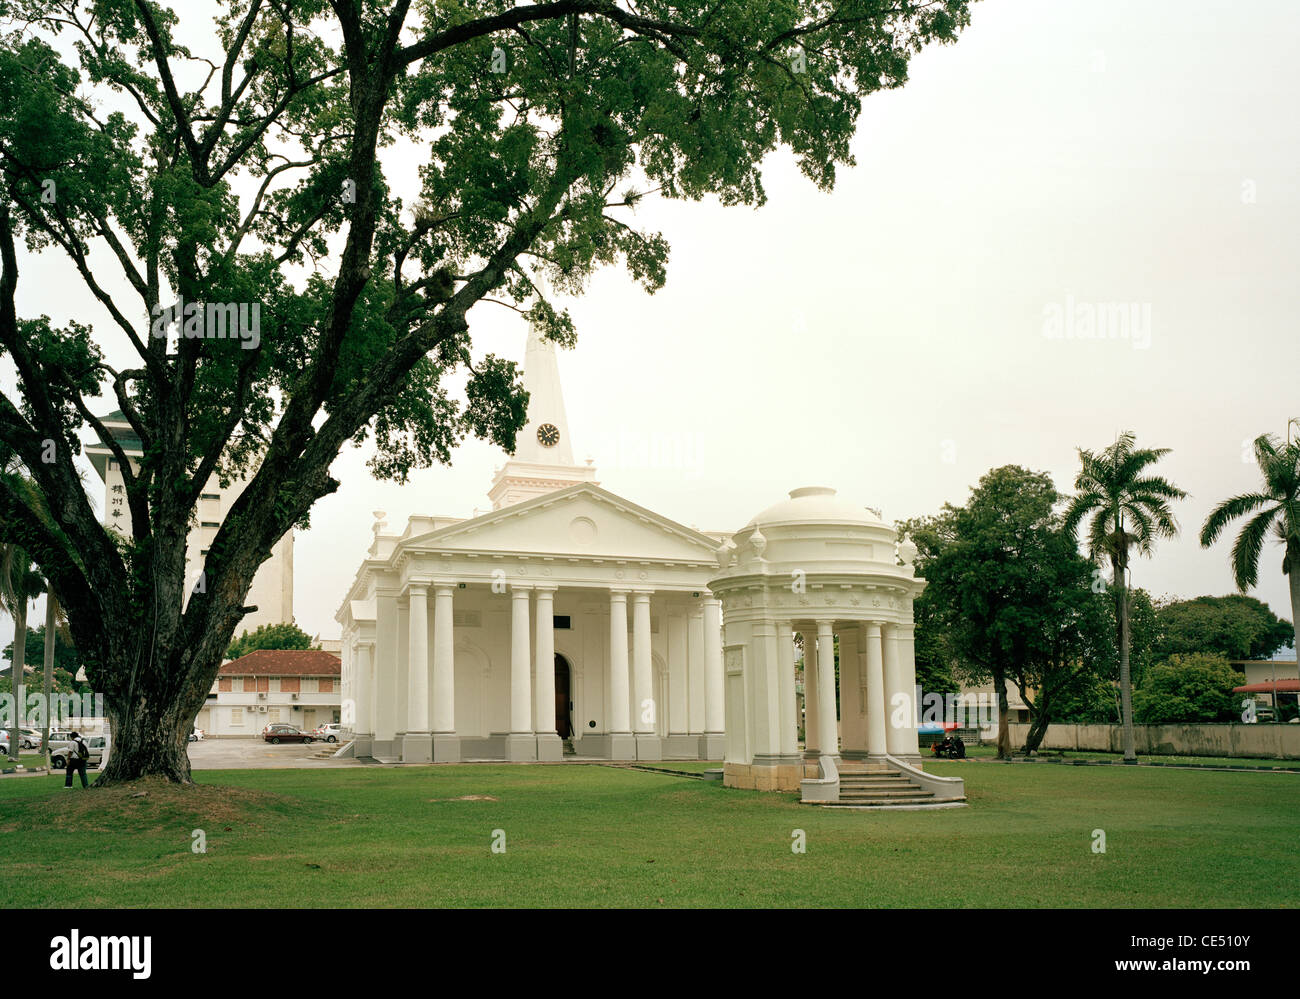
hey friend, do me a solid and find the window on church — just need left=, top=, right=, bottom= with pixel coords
left=553, top=615, right=571, bottom=630
left=231, top=708, right=243, bottom=726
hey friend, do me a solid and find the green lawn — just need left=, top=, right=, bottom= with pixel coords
left=1, top=761, right=1296, bottom=907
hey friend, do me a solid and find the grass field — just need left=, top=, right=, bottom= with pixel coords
left=1, top=761, right=1296, bottom=908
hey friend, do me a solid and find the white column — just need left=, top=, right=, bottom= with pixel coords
left=882, top=623, right=911, bottom=756
left=406, top=584, right=429, bottom=734
left=374, top=591, right=398, bottom=744
left=534, top=587, right=557, bottom=735
left=898, top=621, right=921, bottom=759
left=354, top=641, right=373, bottom=735
left=816, top=620, right=839, bottom=760
left=431, top=584, right=455, bottom=734
left=863, top=622, right=888, bottom=757
left=687, top=606, right=706, bottom=734
left=803, top=628, right=820, bottom=755
left=510, top=585, right=533, bottom=734
left=632, top=591, right=654, bottom=734
left=608, top=590, right=631, bottom=734
left=703, top=598, right=724, bottom=736
left=776, top=621, right=798, bottom=758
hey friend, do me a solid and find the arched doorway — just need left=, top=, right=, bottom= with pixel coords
left=555, top=654, right=573, bottom=739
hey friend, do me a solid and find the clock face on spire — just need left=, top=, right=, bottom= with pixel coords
left=537, top=423, right=560, bottom=448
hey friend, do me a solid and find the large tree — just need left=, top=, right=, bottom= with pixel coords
left=1152, top=594, right=1293, bottom=664
left=1200, top=432, right=1300, bottom=675
left=226, top=621, right=318, bottom=660
left=1063, top=431, right=1185, bottom=764
left=0, top=1, right=974, bottom=783
left=908, top=466, right=1109, bottom=757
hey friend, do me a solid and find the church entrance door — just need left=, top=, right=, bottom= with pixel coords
left=555, top=654, right=573, bottom=739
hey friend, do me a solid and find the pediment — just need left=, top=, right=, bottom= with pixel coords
left=400, top=484, right=721, bottom=563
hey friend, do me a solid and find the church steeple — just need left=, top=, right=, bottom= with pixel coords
left=513, top=329, right=576, bottom=465
left=487, top=330, right=598, bottom=510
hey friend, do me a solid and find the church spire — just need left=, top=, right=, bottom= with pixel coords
left=487, top=330, right=598, bottom=510
left=513, top=329, right=575, bottom=465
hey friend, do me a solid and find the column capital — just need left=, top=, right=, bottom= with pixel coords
left=432, top=582, right=457, bottom=596
left=608, top=587, right=631, bottom=598
left=534, top=584, right=559, bottom=596
left=864, top=621, right=883, bottom=636
left=511, top=582, right=534, bottom=595
left=632, top=589, right=654, bottom=600
left=407, top=581, right=429, bottom=596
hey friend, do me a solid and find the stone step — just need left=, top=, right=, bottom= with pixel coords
left=839, top=779, right=928, bottom=789
left=839, top=788, right=935, bottom=799
left=821, top=796, right=965, bottom=809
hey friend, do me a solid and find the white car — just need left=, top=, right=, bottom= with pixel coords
left=313, top=723, right=342, bottom=744
left=50, top=735, right=109, bottom=770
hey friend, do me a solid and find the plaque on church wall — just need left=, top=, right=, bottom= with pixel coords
left=724, top=645, right=744, bottom=675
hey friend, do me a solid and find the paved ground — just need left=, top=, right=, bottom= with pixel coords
left=188, top=737, right=357, bottom=770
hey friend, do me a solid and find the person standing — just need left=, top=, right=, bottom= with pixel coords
left=63, top=731, right=89, bottom=789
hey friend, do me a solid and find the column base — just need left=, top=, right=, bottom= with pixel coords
left=352, top=735, right=374, bottom=759
left=840, top=749, right=869, bottom=760
left=432, top=734, right=461, bottom=763
left=606, top=733, right=637, bottom=761
left=401, top=732, right=432, bottom=763
left=536, top=733, right=564, bottom=762
left=505, top=733, right=538, bottom=762
left=634, top=734, right=662, bottom=762
left=371, top=738, right=398, bottom=762
left=699, top=732, right=725, bottom=761
left=662, top=734, right=701, bottom=760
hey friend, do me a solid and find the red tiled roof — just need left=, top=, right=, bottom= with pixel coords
left=219, top=649, right=341, bottom=677
left=1234, top=679, right=1300, bottom=694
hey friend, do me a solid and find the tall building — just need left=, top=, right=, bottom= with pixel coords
left=86, top=412, right=294, bottom=636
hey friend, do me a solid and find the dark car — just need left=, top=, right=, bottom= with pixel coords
left=262, top=723, right=313, bottom=745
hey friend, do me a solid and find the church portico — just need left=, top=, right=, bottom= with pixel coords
left=338, top=495, right=731, bottom=764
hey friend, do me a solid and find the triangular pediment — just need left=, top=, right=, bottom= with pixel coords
left=400, top=484, right=722, bottom=563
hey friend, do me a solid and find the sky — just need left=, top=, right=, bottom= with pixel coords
left=3, top=0, right=1298, bottom=655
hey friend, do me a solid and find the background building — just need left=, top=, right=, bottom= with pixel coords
left=197, top=649, right=340, bottom=736
left=86, top=410, right=294, bottom=634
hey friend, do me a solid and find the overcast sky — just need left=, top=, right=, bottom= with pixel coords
left=3, top=0, right=1298, bottom=656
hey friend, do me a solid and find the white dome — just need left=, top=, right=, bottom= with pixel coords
left=747, top=486, right=885, bottom=528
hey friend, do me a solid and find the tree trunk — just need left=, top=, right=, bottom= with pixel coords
left=43, top=592, right=54, bottom=770
left=97, top=680, right=199, bottom=785
left=994, top=670, right=1010, bottom=758
left=1115, top=559, right=1137, bottom=763
left=1288, top=552, right=1300, bottom=717
left=8, top=599, right=26, bottom=762
left=1022, top=708, right=1051, bottom=754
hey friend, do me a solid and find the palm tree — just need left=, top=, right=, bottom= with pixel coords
left=0, top=543, right=45, bottom=764
left=1200, top=432, right=1300, bottom=686
left=1063, top=432, right=1186, bottom=763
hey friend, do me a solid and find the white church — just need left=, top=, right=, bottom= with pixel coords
left=336, top=332, right=964, bottom=806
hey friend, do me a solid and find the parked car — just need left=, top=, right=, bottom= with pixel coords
left=50, top=735, right=108, bottom=770
left=20, top=728, right=42, bottom=749
left=262, top=723, right=313, bottom=744
left=313, top=723, right=342, bottom=743
left=187, top=727, right=206, bottom=742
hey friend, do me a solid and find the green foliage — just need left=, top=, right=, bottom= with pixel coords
left=225, top=622, right=318, bottom=661
left=1153, top=594, right=1293, bottom=663
left=1201, top=434, right=1300, bottom=591
left=1, top=624, right=79, bottom=673
left=905, top=466, right=1119, bottom=749
left=1132, top=653, right=1246, bottom=724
